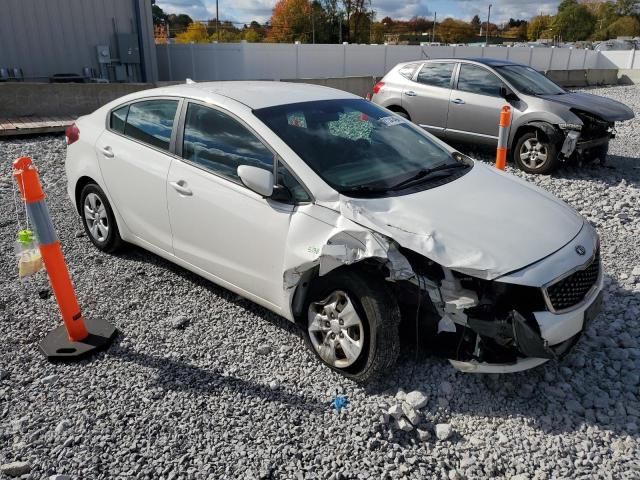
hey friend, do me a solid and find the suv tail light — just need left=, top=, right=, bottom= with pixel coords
left=65, top=123, right=79, bottom=145
left=372, top=81, right=385, bottom=95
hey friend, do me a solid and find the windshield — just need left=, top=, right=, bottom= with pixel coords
left=496, top=65, right=566, bottom=96
left=254, top=99, right=468, bottom=196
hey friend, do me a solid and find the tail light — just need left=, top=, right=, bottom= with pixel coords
left=372, top=81, right=385, bottom=95
left=65, top=123, right=79, bottom=145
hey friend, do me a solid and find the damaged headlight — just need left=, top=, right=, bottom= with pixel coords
left=558, top=123, right=582, bottom=131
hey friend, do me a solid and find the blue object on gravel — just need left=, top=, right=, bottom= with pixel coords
left=331, top=394, right=349, bottom=412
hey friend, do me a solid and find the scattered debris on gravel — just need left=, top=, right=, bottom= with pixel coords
left=1, top=85, right=640, bottom=479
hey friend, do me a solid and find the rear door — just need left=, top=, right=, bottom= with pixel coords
left=445, top=63, right=508, bottom=145
left=402, top=61, right=455, bottom=136
left=95, top=98, right=180, bottom=253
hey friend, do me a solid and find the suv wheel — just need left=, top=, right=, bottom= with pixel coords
left=302, top=268, right=400, bottom=382
left=514, top=132, right=559, bottom=174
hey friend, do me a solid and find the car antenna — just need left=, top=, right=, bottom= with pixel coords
left=185, top=78, right=196, bottom=84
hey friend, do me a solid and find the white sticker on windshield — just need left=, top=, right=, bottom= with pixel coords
left=379, top=116, right=405, bottom=127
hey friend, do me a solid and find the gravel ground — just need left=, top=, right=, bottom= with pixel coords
left=1, top=85, right=640, bottom=480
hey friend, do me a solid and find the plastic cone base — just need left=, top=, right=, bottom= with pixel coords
left=39, top=318, right=117, bottom=362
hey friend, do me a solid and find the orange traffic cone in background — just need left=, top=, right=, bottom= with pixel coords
left=13, top=157, right=117, bottom=361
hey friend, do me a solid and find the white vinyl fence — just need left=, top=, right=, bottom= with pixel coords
left=157, top=43, right=609, bottom=82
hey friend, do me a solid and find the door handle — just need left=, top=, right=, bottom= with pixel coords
left=451, top=98, right=465, bottom=105
left=404, top=90, right=417, bottom=97
left=100, top=146, right=114, bottom=158
left=170, top=180, right=193, bottom=196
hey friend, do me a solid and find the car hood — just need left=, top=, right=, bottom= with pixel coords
left=538, top=92, right=635, bottom=122
left=338, top=163, right=584, bottom=280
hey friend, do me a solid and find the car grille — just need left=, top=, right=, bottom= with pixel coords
left=546, top=248, right=600, bottom=311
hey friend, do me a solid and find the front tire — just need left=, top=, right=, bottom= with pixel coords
left=302, top=268, right=400, bottom=382
left=514, top=131, right=559, bottom=174
left=80, top=183, right=123, bottom=253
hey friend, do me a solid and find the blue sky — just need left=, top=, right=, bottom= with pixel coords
left=156, top=0, right=562, bottom=25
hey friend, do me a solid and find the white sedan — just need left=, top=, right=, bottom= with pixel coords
left=65, top=81, right=603, bottom=381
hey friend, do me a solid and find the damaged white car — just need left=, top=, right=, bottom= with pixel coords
left=65, top=82, right=603, bottom=382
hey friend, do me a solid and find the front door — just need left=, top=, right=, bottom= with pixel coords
left=445, top=63, right=508, bottom=145
left=95, top=98, right=180, bottom=253
left=167, top=101, right=294, bottom=308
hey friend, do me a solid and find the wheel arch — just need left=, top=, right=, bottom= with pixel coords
left=74, top=175, right=97, bottom=214
left=385, top=104, right=411, bottom=120
left=290, top=260, right=391, bottom=324
left=510, top=122, right=562, bottom=159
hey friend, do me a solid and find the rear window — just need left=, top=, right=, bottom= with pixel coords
left=110, top=105, right=129, bottom=134
left=416, top=63, right=454, bottom=88
left=124, top=99, right=179, bottom=151
left=398, top=63, right=418, bottom=79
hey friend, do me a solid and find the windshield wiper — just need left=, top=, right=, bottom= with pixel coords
left=387, top=163, right=468, bottom=191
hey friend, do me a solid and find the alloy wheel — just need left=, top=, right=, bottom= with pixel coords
left=307, top=290, right=364, bottom=368
left=519, top=138, right=548, bottom=170
left=84, top=192, right=109, bottom=242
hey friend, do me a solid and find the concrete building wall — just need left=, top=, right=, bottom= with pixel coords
left=0, top=0, right=157, bottom=82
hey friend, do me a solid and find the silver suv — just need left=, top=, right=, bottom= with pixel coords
left=371, top=58, right=634, bottom=174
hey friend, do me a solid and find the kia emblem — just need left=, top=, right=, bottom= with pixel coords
left=575, top=245, right=586, bottom=256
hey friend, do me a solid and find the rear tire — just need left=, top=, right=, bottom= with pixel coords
left=302, top=268, right=400, bottom=383
left=514, top=131, right=559, bottom=174
left=79, top=183, right=123, bottom=253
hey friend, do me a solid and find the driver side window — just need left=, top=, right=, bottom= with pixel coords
left=182, top=103, right=273, bottom=182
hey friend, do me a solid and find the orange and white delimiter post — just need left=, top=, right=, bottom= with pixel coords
left=496, top=106, right=512, bottom=171
left=13, top=156, right=116, bottom=361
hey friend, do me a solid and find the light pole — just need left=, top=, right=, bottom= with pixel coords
left=432, top=12, right=437, bottom=43
left=486, top=4, right=492, bottom=46
left=216, top=0, right=220, bottom=42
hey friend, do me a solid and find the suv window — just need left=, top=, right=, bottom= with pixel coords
left=457, top=64, right=504, bottom=96
left=182, top=103, right=273, bottom=182
left=124, top=99, right=178, bottom=151
left=110, top=105, right=129, bottom=134
left=398, top=63, right=418, bottom=79
left=416, top=63, right=454, bottom=88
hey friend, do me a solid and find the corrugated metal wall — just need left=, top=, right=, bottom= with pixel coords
left=0, top=0, right=157, bottom=82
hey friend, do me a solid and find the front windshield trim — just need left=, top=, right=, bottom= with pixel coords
left=254, top=98, right=471, bottom=198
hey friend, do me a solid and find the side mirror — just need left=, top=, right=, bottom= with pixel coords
left=237, top=165, right=274, bottom=197
left=500, top=86, right=518, bottom=101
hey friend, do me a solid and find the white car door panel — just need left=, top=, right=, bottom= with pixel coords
left=95, top=98, right=180, bottom=253
left=167, top=160, right=293, bottom=309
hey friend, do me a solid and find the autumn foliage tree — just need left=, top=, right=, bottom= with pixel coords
left=267, top=0, right=312, bottom=43
left=175, top=22, right=210, bottom=43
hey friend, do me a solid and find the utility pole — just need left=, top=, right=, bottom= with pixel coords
left=339, top=14, right=342, bottom=43
left=432, top=12, right=436, bottom=43
left=216, top=0, right=220, bottom=42
left=312, top=8, right=315, bottom=44
left=486, top=4, right=492, bottom=46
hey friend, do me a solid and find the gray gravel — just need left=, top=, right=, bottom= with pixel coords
left=1, top=85, right=640, bottom=479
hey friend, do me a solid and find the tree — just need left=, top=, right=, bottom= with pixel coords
left=267, top=0, right=312, bottom=42
left=528, top=14, right=553, bottom=40
left=175, top=22, right=210, bottom=43
left=152, top=4, right=168, bottom=25
left=167, top=13, right=194, bottom=37
left=553, top=1, right=595, bottom=40
left=616, top=0, right=640, bottom=16
left=607, top=15, right=640, bottom=35
left=471, top=14, right=481, bottom=32
left=437, top=18, right=476, bottom=43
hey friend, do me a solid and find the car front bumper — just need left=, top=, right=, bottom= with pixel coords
left=449, top=272, right=603, bottom=373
